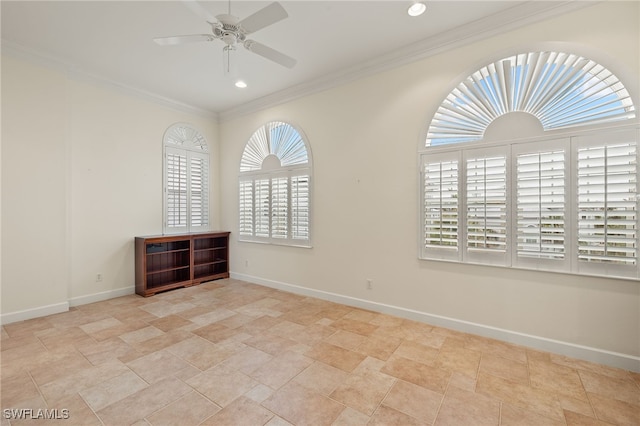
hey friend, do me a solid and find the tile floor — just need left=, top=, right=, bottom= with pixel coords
left=1, top=279, right=639, bottom=425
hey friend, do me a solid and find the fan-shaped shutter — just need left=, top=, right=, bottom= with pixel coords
left=427, top=52, right=636, bottom=146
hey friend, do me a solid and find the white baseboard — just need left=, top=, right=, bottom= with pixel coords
left=68, top=286, right=135, bottom=307
left=0, top=301, right=69, bottom=325
left=0, top=286, right=135, bottom=326
left=231, top=272, right=640, bottom=373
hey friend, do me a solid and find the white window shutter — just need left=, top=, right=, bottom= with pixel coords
left=239, top=180, right=254, bottom=237
left=421, top=152, right=460, bottom=261
left=512, top=139, right=570, bottom=272
left=464, top=147, right=509, bottom=265
left=291, top=174, right=310, bottom=240
left=165, top=149, right=188, bottom=232
left=576, top=131, right=637, bottom=278
left=189, top=152, right=209, bottom=231
left=254, top=178, right=271, bottom=238
left=271, top=177, right=289, bottom=239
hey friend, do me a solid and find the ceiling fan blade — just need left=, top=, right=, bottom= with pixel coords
left=239, top=2, right=288, bottom=34
left=244, top=40, right=296, bottom=69
left=181, top=0, right=217, bottom=23
left=154, top=34, right=213, bottom=46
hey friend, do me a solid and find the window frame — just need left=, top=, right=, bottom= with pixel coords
left=238, top=121, right=313, bottom=248
left=163, top=123, right=210, bottom=235
left=419, top=125, right=639, bottom=280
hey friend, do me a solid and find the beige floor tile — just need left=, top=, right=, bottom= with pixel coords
left=579, top=369, right=640, bottom=407
left=434, top=337, right=482, bottom=378
left=119, top=325, right=165, bottom=345
left=79, top=317, right=123, bottom=335
left=39, top=360, right=130, bottom=405
left=368, top=405, right=423, bottom=426
left=331, top=318, right=378, bottom=336
left=201, top=395, right=274, bottom=426
left=355, top=335, right=401, bottom=361
left=262, top=381, right=345, bottom=426
left=55, top=394, right=103, bottom=426
left=480, top=353, right=530, bottom=385
left=305, top=341, right=367, bottom=372
left=325, top=330, right=368, bottom=351
left=147, top=314, right=193, bottom=332
left=393, top=339, right=440, bottom=364
left=434, top=384, right=498, bottom=425
left=250, top=350, right=313, bottom=389
left=29, top=351, right=93, bottom=386
left=126, top=350, right=192, bottom=383
left=381, top=354, right=451, bottom=393
left=186, top=364, right=258, bottom=407
left=588, top=392, right=640, bottom=426
left=145, top=391, right=221, bottom=426
left=165, top=335, right=235, bottom=370
left=476, top=372, right=565, bottom=422
left=383, top=379, right=443, bottom=423
left=331, top=407, right=371, bottom=425
left=96, top=376, right=192, bottom=426
left=294, top=361, right=349, bottom=395
left=79, top=370, right=148, bottom=411
left=529, top=358, right=588, bottom=402
left=0, top=371, right=42, bottom=407
left=465, top=335, right=528, bottom=363
left=244, top=383, right=274, bottom=403
left=500, top=402, right=566, bottom=426
left=244, top=333, right=299, bottom=356
left=218, top=344, right=273, bottom=374
left=564, top=410, right=611, bottom=426
left=330, top=369, right=396, bottom=416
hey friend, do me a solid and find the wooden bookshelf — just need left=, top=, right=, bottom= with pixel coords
left=135, top=231, right=230, bottom=297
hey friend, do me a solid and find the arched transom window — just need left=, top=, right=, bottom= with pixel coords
left=427, top=51, right=635, bottom=146
left=239, top=121, right=312, bottom=247
left=420, top=51, right=638, bottom=280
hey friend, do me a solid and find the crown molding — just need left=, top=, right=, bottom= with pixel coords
left=219, top=0, right=598, bottom=122
left=1, top=40, right=218, bottom=120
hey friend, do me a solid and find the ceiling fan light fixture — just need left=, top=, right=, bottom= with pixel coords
left=222, top=45, right=237, bottom=76
left=408, top=1, right=427, bottom=17
left=235, top=80, right=248, bottom=88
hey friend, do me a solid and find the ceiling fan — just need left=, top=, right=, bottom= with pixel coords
left=154, top=1, right=297, bottom=70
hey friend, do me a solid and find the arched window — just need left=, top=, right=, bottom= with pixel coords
left=163, top=123, right=209, bottom=234
left=420, top=51, right=638, bottom=280
left=427, top=52, right=635, bottom=146
left=239, top=121, right=312, bottom=247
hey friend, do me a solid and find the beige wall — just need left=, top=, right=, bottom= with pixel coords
left=1, top=55, right=220, bottom=317
left=219, top=2, right=640, bottom=365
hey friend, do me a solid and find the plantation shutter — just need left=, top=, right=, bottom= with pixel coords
left=239, top=180, right=254, bottom=237
left=513, top=140, right=569, bottom=271
left=271, top=176, right=289, bottom=239
left=165, top=149, right=188, bottom=231
left=254, top=178, right=271, bottom=238
left=464, top=147, right=509, bottom=265
left=576, top=131, right=638, bottom=278
left=291, top=174, right=310, bottom=240
left=421, top=152, right=460, bottom=260
left=189, top=152, right=209, bottom=231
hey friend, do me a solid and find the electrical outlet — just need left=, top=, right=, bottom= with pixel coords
left=245, top=260, right=249, bottom=267
left=96, top=273, right=103, bottom=282
left=366, top=279, right=373, bottom=290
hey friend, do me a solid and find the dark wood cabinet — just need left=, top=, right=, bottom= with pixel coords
left=135, top=231, right=230, bottom=297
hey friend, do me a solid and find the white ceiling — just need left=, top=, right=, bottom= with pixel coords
left=1, top=1, right=587, bottom=118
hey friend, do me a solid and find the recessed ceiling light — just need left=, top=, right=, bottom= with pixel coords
left=235, top=80, right=247, bottom=88
left=408, top=1, right=427, bottom=17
